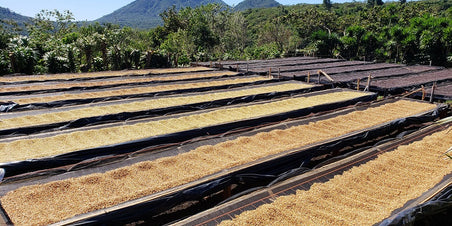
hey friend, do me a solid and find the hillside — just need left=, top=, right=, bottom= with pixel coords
left=96, top=0, right=228, bottom=29
left=0, top=7, right=31, bottom=30
left=234, top=0, right=281, bottom=11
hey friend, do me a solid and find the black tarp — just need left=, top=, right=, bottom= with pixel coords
left=166, top=115, right=451, bottom=226
left=0, top=81, right=323, bottom=138
left=0, top=77, right=282, bottom=112
left=55, top=100, right=444, bottom=226
left=0, top=72, right=243, bottom=96
left=379, top=183, right=452, bottom=226
left=0, top=99, right=444, bottom=226
left=0, top=89, right=376, bottom=178
left=0, top=68, right=216, bottom=85
left=0, top=74, right=143, bottom=85
left=410, top=82, right=452, bottom=101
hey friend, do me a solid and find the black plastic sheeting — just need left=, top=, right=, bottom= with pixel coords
left=0, top=89, right=376, bottom=178
left=0, top=73, right=243, bottom=96
left=66, top=169, right=312, bottom=226
left=0, top=69, right=216, bottom=85
left=410, top=83, right=452, bottom=101
left=193, top=56, right=319, bottom=68
left=368, top=82, right=439, bottom=95
left=380, top=184, right=452, bottom=226
left=0, top=103, right=16, bottom=112
left=411, top=93, right=452, bottom=102
left=0, top=74, right=139, bottom=85
left=167, top=116, right=451, bottom=226
left=0, top=77, right=284, bottom=112
left=364, top=76, right=452, bottom=96
left=32, top=99, right=444, bottom=226
left=0, top=82, right=323, bottom=138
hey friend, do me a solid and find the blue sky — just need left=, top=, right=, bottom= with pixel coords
left=0, top=0, right=349, bottom=21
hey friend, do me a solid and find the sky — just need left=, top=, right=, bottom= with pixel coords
left=0, top=0, right=348, bottom=21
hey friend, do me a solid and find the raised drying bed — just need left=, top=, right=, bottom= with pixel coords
left=279, top=62, right=401, bottom=79
left=311, top=62, right=400, bottom=76
left=0, top=82, right=319, bottom=136
left=239, top=58, right=343, bottom=70
left=251, top=60, right=369, bottom=74
left=0, top=76, right=273, bottom=111
left=0, top=67, right=213, bottom=84
left=176, top=118, right=452, bottom=226
left=414, top=82, right=452, bottom=101
left=0, top=71, right=240, bottom=95
left=329, top=65, right=441, bottom=83
left=147, top=67, right=213, bottom=74
left=194, top=56, right=318, bottom=68
left=0, top=89, right=375, bottom=177
left=364, top=69, right=452, bottom=94
left=0, top=99, right=443, bottom=225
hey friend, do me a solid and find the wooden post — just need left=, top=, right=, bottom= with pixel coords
left=421, top=85, right=425, bottom=101
left=402, top=87, right=424, bottom=98
left=209, top=61, right=212, bottom=67
left=318, top=70, right=334, bottom=82
left=307, top=72, right=310, bottom=83
left=429, top=82, right=436, bottom=103
left=317, top=71, right=321, bottom=84
left=357, top=78, right=361, bottom=91
left=246, top=63, right=249, bottom=73
left=278, top=67, right=281, bottom=79
left=269, top=68, right=272, bottom=78
left=364, top=74, right=372, bottom=92
left=236, top=64, right=239, bottom=72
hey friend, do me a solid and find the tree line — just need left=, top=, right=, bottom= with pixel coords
left=0, top=0, right=451, bottom=75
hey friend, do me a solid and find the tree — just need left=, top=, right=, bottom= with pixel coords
left=367, top=0, right=383, bottom=7
left=311, top=30, right=340, bottom=57
left=340, top=25, right=367, bottom=59
left=387, top=25, right=408, bottom=63
left=28, top=10, right=76, bottom=47
left=77, top=36, right=95, bottom=71
left=412, top=16, right=451, bottom=66
left=7, top=36, right=36, bottom=74
left=161, top=30, right=190, bottom=66
left=323, top=0, right=332, bottom=10
left=43, top=44, right=78, bottom=73
left=258, top=22, right=290, bottom=53
left=222, top=12, right=248, bottom=58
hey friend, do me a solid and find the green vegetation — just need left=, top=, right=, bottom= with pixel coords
left=234, top=0, right=281, bottom=11
left=0, top=0, right=451, bottom=75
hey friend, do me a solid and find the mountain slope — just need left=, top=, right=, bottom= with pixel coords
left=0, top=7, right=31, bottom=29
left=234, top=0, right=281, bottom=11
left=96, top=0, right=228, bottom=29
